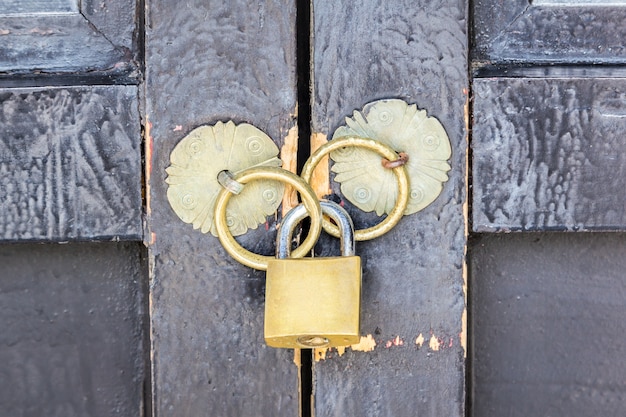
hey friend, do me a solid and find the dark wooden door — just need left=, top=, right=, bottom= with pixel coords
left=5, top=1, right=623, bottom=416
left=145, top=0, right=467, bottom=416
left=470, top=1, right=626, bottom=415
left=0, top=1, right=148, bottom=416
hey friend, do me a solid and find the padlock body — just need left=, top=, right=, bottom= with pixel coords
left=265, top=256, right=361, bottom=348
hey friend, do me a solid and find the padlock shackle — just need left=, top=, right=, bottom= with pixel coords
left=277, top=200, right=355, bottom=259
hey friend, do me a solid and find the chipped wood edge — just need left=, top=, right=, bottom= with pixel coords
left=310, top=132, right=331, bottom=199
left=144, top=117, right=156, bottom=247
left=281, top=125, right=300, bottom=216
left=461, top=87, right=470, bottom=359
left=313, top=331, right=460, bottom=362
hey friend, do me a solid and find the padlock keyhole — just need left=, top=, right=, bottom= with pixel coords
left=297, top=336, right=330, bottom=348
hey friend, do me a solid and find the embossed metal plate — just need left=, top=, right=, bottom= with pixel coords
left=166, top=121, right=284, bottom=236
left=331, top=99, right=451, bottom=215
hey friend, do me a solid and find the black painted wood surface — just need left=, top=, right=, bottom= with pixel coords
left=145, top=1, right=299, bottom=415
left=470, top=233, right=626, bottom=416
left=0, top=0, right=77, bottom=14
left=0, top=86, right=142, bottom=241
left=0, top=242, right=147, bottom=417
left=311, top=1, right=468, bottom=415
left=0, top=0, right=137, bottom=75
left=473, top=0, right=626, bottom=65
left=472, top=78, right=626, bottom=232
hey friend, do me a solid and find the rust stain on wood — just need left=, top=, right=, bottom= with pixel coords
left=310, top=132, right=331, bottom=199
left=280, top=125, right=299, bottom=215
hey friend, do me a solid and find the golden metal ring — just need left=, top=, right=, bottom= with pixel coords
left=301, top=136, right=409, bottom=241
left=214, top=167, right=322, bottom=270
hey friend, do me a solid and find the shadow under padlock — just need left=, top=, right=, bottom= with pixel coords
left=265, top=201, right=361, bottom=349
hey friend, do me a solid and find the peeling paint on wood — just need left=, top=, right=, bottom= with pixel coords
left=280, top=125, right=299, bottom=214
left=350, top=334, right=377, bottom=353
left=429, top=335, right=441, bottom=351
left=310, top=132, right=331, bottom=199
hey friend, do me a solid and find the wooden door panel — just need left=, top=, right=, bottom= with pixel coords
left=472, top=77, right=626, bottom=232
left=0, top=2, right=146, bottom=417
left=0, top=86, right=142, bottom=241
left=470, top=233, right=626, bottom=416
left=473, top=0, right=626, bottom=64
left=0, top=0, right=137, bottom=74
left=0, top=242, right=147, bottom=417
left=145, top=1, right=300, bottom=415
left=310, top=1, right=468, bottom=414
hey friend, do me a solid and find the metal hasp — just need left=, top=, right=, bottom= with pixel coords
left=331, top=99, right=452, bottom=216
left=265, top=201, right=361, bottom=349
left=165, top=121, right=284, bottom=236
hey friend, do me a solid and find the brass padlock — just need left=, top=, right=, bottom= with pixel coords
left=265, top=200, right=361, bottom=348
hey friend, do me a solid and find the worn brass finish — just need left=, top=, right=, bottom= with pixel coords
left=213, top=167, right=322, bottom=271
left=216, top=170, right=244, bottom=195
left=166, top=121, right=284, bottom=237
left=265, top=200, right=361, bottom=348
left=332, top=99, right=451, bottom=216
left=265, top=257, right=361, bottom=348
left=301, top=136, right=409, bottom=241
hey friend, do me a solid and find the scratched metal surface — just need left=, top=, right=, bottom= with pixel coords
left=473, top=0, right=626, bottom=64
left=145, top=0, right=300, bottom=415
left=470, top=233, right=626, bottom=416
left=0, top=86, right=142, bottom=241
left=472, top=78, right=626, bottom=232
left=310, top=0, right=468, bottom=415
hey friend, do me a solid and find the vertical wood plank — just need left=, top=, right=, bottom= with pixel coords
left=311, top=1, right=468, bottom=415
left=144, top=1, right=299, bottom=415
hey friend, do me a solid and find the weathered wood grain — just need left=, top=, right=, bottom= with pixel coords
left=472, top=78, right=626, bottom=232
left=145, top=0, right=299, bottom=415
left=0, top=0, right=77, bottom=15
left=0, top=242, right=147, bottom=417
left=311, top=1, right=468, bottom=415
left=0, top=0, right=136, bottom=74
left=0, top=86, right=142, bottom=241
left=470, top=233, right=626, bottom=417
left=473, top=0, right=626, bottom=64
